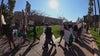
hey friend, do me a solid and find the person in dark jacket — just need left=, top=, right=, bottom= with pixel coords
left=2, top=24, right=15, bottom=49
left=58, top=23, right=64, bottom=44
left=0, top=10, right=15, bottom=49
left=43, top=25, right=56, bottom=48
left=73, top=24, right=78, bottom=41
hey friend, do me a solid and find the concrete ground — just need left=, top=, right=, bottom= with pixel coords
left=0, top=29, right=99, bottom=56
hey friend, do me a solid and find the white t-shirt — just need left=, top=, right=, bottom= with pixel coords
left=63, top=29, right=71, bottom=43
left=63, top=29, right=75, bottom=43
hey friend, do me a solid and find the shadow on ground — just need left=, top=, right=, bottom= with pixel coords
left=42, top=45, right=57, bottom=56
left=58, top=43, right=86, bottom=56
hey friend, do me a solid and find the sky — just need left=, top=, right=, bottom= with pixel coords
left=0, top=0, right=100, bottom=22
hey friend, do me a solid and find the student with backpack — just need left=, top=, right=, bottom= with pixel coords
left=58, top=23, right=64, bottom=44
left=63, top=24, right=75, bottom=50
left=43, top=25, right=56, bottom=48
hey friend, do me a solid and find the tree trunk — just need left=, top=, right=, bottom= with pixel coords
left=97, top=0, right=100, bottom=35
left=93, top=0, right=97, bottom=31
left=0, top=0, right=4, bottom=34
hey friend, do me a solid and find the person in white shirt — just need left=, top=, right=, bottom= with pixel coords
left=63, top=24, right=75, bottom=49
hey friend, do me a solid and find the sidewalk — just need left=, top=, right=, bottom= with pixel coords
left=0, top=30, right=99, bottom=56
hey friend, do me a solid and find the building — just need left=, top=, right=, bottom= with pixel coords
left=13, top=11, right=63, bottom=27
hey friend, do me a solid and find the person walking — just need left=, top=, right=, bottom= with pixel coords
left=63, top=24, right=75, bottom=50
left=68, top=24, right=75, bottom=48
left=58, top=23, right=64, bottom=44
left=3, top=24, right=16, bottom=49
left=22, top=25, right=29, bottom=43
left=73, top=24, right=78, bottom=41
left=0, top=11, right=15, bottom=49
left=43, top=25, right=56, bottom=48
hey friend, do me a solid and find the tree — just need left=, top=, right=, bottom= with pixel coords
left=8, top=0, right=16, bottom=12
left=58, top=17, right=66, bottom=22
left=97, top=0, right=100, bottom=35
left=86, top=0, right=93, bottom=33
left=8, top=0, right=16, bottom=24
left=30, top=10, right=45, bottom=16
left=93, top=0, right=97, bottom=31
left=0, top=0, right=16, bottom=24
left=77, top=17, right=83, bottom=23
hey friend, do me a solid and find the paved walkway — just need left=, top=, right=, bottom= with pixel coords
left=0, top=29, right=99, bottom=56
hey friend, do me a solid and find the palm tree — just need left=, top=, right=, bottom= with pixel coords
left=0, top=0, right=4, bottom=24
left=8, top=0, right=16, bottom=24
left=97, top=0, right=100, bottom=35
left=88, top=0, right=93, bottom=20
left=0, top=0, right=4, bottom=34
left=86, top=0, right=93, bottom=33
left=8, top=0, right=16, bottom=12
left=93, top=0, right=97, bottom=31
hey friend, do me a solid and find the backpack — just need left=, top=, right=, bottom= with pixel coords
left=69, top=33, right=73, bottom=45
left=17, top=30, right=22, bottom=37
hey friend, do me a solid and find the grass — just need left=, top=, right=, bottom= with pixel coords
left=90, top=28, right=100, bottom=51
left=0, top=25, right=60, bottom=40
left=27, top=26, right=44, bottom=40
left=37, top=26, right=44, bottom=38
left=27, top=25, right=60, bottom=40
left=51, top=25, right=60, bottom=39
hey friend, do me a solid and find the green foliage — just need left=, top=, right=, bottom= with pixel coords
left=52, top=25, right=60, bottom=38
left=37, top=26, right=44, bottom=38
left=8, top=0, right=16, bottom=11
left=27, top=25, right=60, bottom=40
left=27, top=26, right=44, bottom=40
left=0, top=25, right=60, bottom=40
left=90, top=28, right=100, bottom=51
left=1, top=0, right=16, bottom=24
